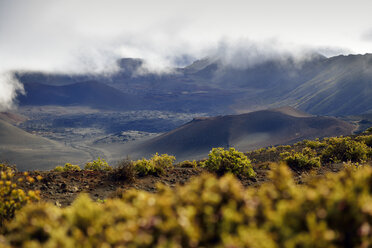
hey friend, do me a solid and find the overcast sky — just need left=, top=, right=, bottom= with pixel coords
left=0, top=0, right=371, bottom=109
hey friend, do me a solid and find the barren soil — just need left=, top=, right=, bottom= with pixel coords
left=16, top=163, right=344, bottom=207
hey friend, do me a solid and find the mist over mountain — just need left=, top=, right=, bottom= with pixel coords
left=16, top=53, right=372, bottom=116
left=281, top=54, right=372, bottom=115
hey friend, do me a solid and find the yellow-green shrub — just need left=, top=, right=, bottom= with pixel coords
left=84, top=158, right=112, bottom=171
left=363, top=126, right=372, bottom=134
left=356, top=135, right=372, bottom=147
left=281, top=147, right=321, bottom=168
left=0, top=164, right=40, bottom=227
left=53, top=163, right=81, bottom=172
left=304, top=139, right=327, bottom=149
left=133, top=153, right=175, bottom=176
left=255, top=163, right=372, bottom=247
left=3, top=175, right=269, bottom=247
left=3, top=164, right=372, bottom=247
left=203, top=147, right=256, bottom=177
left=267, top=146, right=277, bottom=152
left=276, top=145, right=292, bottom=149
left=253, top=147, right=266, bottom=154
left=177, top=160, right=199, bottom=168
left=321, top=137, right=370, bottom=163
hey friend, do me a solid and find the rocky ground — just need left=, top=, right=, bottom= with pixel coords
left=16, top=162, right=344, bottom=207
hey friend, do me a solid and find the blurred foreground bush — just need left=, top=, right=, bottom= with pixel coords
left=3, top=163, right=372, bottom=247
left=0, top=164, right=40, bottom=228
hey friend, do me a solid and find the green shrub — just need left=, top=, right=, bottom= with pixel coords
left=52, top=166, right=64, bottom=172
left=363, top=126, right=372, bottom=134
left=2, top=175, right=270, bottom=247
left=0, top=164, right=40, bottom=227
left=280, top=147, right=321, bottom=168
left=356, top=135, right=372, bottom=147
left=177, top=160, right=199, bottom=168
left=3, top=164, right=372, bottom=247
left=53, top=163, right=81, bottom=172
left=321, top=137, right=370, bottom=163
left=304, top=139, right=327, bottom=149
left=203, top=147, right=255, bottom=177
left=276, top=145, right=292, bottom=149
left=133, top=153, right=175, bottom=176
left=0, top=164, right=16, bottom=173
left=84, top=158, right=112, bottom=171
left=254, top=147, right=266, bottom=154
left=266, top=146, right=277, bottom=152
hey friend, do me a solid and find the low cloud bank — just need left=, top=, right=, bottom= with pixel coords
left=0, top=37, right=346, bottom=110
left=0, top=0, right=354, bottom=110
left=0, top=73, right=24, bottom=111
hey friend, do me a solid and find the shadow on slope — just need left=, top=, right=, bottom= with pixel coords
left=17, top=81, right=144, bottom=110
left=134, top=107, right=354, bottom=161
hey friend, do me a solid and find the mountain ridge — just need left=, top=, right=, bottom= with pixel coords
left=16, top=53, right=372, bottom=116
left=132, top=107, right=354, bottom=161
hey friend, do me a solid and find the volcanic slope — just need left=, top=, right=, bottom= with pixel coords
left=0, top=111, right=28, bottom=125
left=16, top=54, right=372, bottom=116
left=281, top=54, right=372, bottom=116
left=137, top=107, right=354, bottom=161
left=17, top=81, right=144, bottom=110
left=0, top=119, right=90, bottom=171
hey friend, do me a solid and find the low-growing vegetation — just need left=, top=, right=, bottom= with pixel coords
left=356, top=134, right=372, bottom=147
left=363, top=127, right=372, bottom=134
left=203, top=147, right=256, bottom=177
left=2, top=131, right=372, bottom=246
left=304, top=139, right=327, bottom=149
left=2, top=164, right=372, bottom=247
left=177, top=160, right=199, bottom=168
left=321, top=136, right=370, bottom=163
left=0, top=164, right=41, bottom=227
left=281, top=147, right=321, bottom=168
left=133, top=153, right=176, bottom=176
left=53, top=163, right=81, bottom=172
left=247, top=134, right=372, bottom=169
left=84, top=157, right=112, bottom=171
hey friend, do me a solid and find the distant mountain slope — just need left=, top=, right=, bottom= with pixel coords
left=0, top=120, right=90, bottom=170
left=17, top=81, right=144, bottom=110
left=15, top=53, right=372, bottom=116
left=268, top=106, right=314, bottom=118
left=283, top=54, right=372, bottom=115
left=137, top=107, right=354, bottom=161
left=0, top=112, right=28, bottom=125
left=0, top=119, right=52, bottom=146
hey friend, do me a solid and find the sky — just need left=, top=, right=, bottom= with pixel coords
left=0, top=0, right=371, bottom=109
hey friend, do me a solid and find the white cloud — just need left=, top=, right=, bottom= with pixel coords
left=362, top=28, right=372, bottom=42
left=0, top=72, right=24, bottom=111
